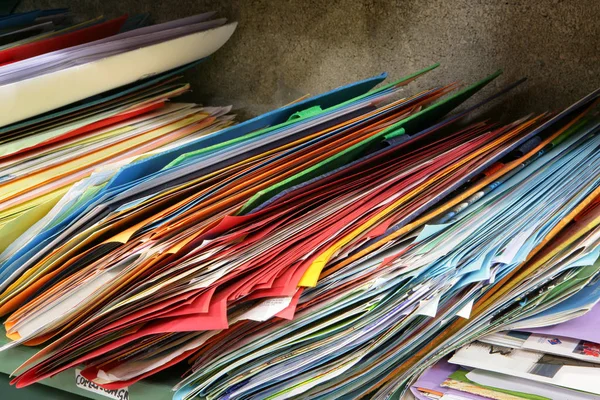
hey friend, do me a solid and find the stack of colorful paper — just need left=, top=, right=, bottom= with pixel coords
left=410, top=206, right=600, bottom=398
left=0, top=10, right=236, bottom=126
left=1, top=9, right=600, bottom=400
left=152, top=86, right=600, bottom=400
left=0, top=10, right=237, bottom=275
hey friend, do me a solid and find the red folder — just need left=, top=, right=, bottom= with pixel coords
left=0, top=15, right=128, bottom=65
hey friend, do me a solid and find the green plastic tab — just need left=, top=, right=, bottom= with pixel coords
left=286, top=105, right=323, bottom=122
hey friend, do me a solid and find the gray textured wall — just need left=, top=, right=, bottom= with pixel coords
left=19, top=0, right=600, bottom=120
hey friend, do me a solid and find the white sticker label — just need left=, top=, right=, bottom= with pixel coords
left=239, top=296, right=293, bottom=321
left=75, top=369, right=129, bottom=400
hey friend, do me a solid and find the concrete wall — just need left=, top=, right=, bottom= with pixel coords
left=19, top=0, right=599, bottom=120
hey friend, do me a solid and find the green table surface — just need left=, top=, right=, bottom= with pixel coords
left=0, top=326, right=181, bottom=400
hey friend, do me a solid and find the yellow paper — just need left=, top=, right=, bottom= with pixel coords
left=0, top=189, right=66, bottom=254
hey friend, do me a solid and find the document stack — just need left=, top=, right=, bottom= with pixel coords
left=1, top=7, right=599, bottom=400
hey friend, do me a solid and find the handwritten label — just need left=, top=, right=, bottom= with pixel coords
left=75, top=369, right=129, bottom=400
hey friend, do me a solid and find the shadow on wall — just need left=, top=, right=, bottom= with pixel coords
left=17, top=0, right=600, bottom=120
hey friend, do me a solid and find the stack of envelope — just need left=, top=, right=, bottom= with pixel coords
left=413, top=298, right=600, bottom=400
left=0, top=57, right=518, bottom=389
left=154, top=88, right=600, bottom=400
left=411, top=236, right=600, bottom=399
left=2, top=8, right=600, bottom=400
left=0, top=10, right=236, bottom=126
left=0, top=10, right=238, bottom=269
left=0, top=68, right=237, bottom=250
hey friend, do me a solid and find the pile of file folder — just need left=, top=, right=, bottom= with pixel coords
left=412, top=291, right=600, bottom=399
left=1, top=6, right=600, bottom=400
left=0, top=9, right=236, bottom=260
